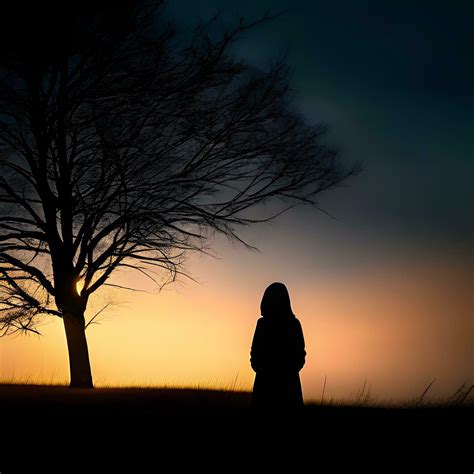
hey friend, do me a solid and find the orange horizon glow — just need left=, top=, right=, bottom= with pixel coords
left=1, top=233, right=472, bottom=402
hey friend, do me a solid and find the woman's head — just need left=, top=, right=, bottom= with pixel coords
left=260, top=282, right=295, bottom=320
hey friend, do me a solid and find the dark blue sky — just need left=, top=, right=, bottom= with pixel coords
left=165, top=0, right=473, bottom=254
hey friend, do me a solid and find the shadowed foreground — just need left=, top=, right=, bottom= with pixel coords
left=1, top=384, right=471, bottom=418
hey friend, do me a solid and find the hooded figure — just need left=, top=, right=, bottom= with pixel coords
left=250, top=282, right=306, bottom=409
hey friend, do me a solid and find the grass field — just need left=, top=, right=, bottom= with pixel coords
left=1, top=383, right=471, bottom=418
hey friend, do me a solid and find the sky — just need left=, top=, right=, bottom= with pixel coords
left=1, top=0, right=472, bottom=401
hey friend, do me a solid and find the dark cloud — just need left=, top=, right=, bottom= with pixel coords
left=166, top=0, right=473, bottom=249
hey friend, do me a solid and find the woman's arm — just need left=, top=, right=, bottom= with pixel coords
left=292, top=319, right=306, bottom=371
left=250, top=319, right=264, bottom=372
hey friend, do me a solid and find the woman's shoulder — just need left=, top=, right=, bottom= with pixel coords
left=292, top=317, right=303, bottom=328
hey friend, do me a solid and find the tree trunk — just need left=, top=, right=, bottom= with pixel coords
left=63, top=312, right=93, bottom=388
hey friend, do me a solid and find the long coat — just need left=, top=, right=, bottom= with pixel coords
left=250, top=316, right=306, bottom=408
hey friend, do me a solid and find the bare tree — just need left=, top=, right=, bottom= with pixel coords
left=0, top=1, right=358, bottom=387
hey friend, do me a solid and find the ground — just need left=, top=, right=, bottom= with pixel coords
left=1, top=384, right=471, bottom=417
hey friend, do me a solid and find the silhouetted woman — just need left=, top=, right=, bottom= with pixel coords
left=250, top=282, right=306, bottom=409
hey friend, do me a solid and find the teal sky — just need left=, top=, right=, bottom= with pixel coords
left=165, top=0, right=473, bottom=251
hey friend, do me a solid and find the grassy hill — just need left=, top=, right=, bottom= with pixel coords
left=1, top=383, right=471, bottom=418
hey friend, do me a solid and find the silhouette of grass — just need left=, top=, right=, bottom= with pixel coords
left=0, top=381, right=471, bottom=417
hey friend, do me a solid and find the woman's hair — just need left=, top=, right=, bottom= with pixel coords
left=260, top=282, right=295, bottom=319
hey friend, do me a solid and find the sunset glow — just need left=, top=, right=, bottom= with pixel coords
left=2, top=225, right=471, bottom=402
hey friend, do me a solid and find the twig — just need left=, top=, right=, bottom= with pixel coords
left=230, top=371, right=239, bottom=392
left=458, top=385, right=473, bottom=404
left=320, top=374, right=327, bottom=404
left=85, top=303, right=113, bottom=330
left=449, top=382, right=466, bottom=404
left=418, top=378, right=436, bottom=405
left=357, top=379, right=367, bottom=404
